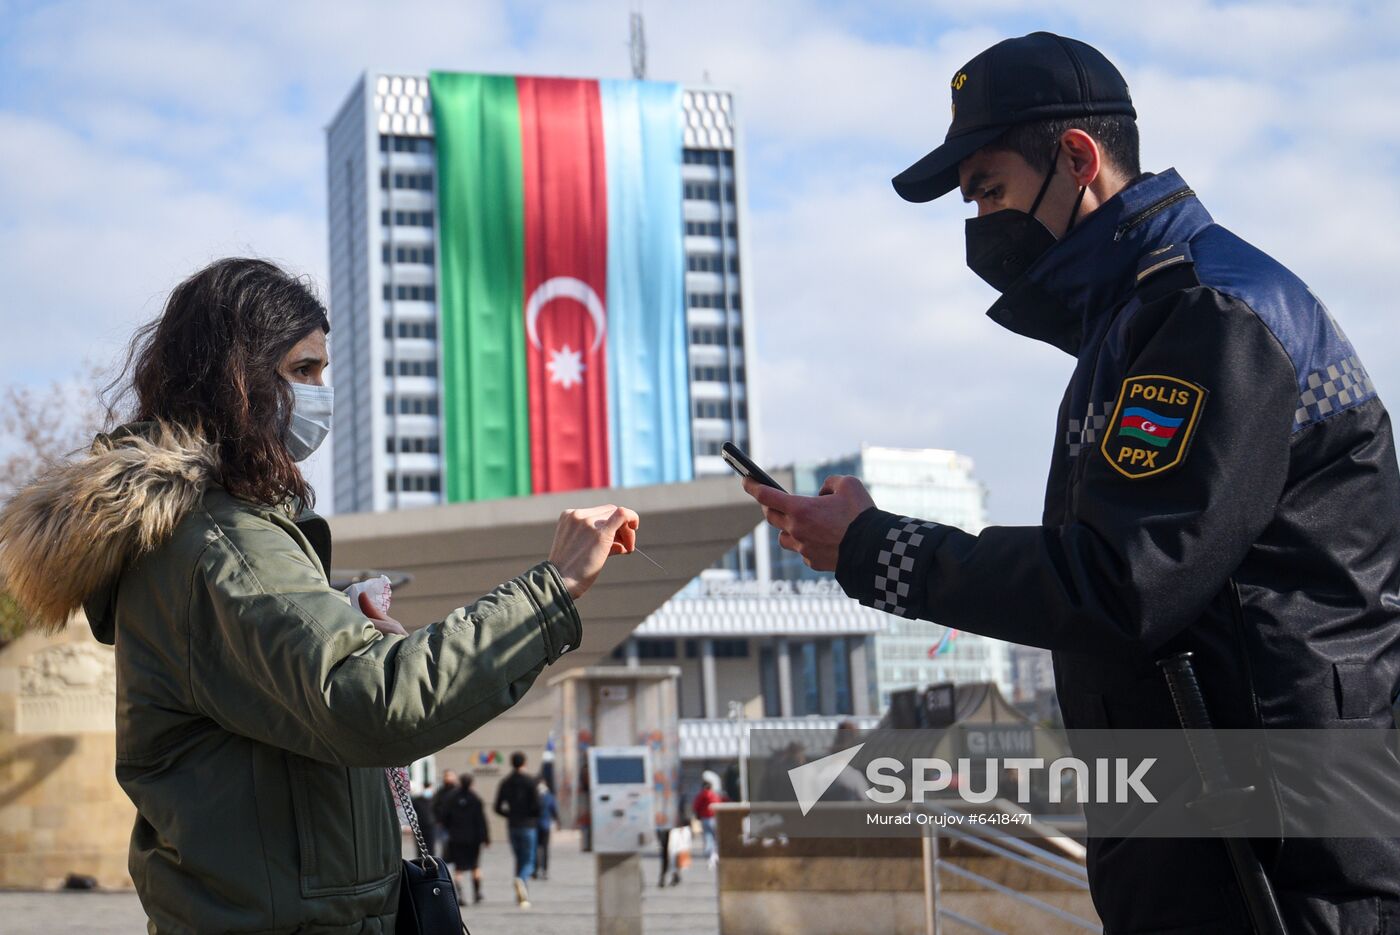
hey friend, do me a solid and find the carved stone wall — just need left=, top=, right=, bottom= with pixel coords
left=0, top=618, right=134, bottom=889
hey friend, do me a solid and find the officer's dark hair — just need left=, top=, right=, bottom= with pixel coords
left=511, top=751, right=527, bottom=770
left=989, top=115, right=1141, bottom=179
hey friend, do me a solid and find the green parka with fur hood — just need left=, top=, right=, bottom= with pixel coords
left=0, top=420, right=582, bottom=933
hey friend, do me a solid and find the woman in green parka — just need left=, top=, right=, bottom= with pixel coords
left=0, top=258, right=637, bottom=933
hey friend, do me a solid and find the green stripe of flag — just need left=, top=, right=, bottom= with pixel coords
left=430, top=72, right=531, bottom=501
left=1118, top=426, right=1173, bottom=447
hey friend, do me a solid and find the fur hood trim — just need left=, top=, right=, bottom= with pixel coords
left=0, top=420, right=220, bottom=635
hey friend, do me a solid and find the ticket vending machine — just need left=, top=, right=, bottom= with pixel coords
left=587, top=745, right=655, bottom=854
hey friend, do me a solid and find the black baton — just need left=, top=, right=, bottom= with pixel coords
left=1158, top=651, right=1289, bottom=935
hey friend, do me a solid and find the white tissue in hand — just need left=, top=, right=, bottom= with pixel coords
left=343, top=575, right=392, bottom=617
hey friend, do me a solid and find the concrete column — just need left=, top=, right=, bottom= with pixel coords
left=775, top=637, right=794, bottom=717
left=700, top=638, right=718, bottom=719
left=596, top=852, right=644, bottom=935
left=849, top=636, right=872, bottom=716
left=817, top=639, right=837, bottom=714
left=624, top=638, right=639, bottom=669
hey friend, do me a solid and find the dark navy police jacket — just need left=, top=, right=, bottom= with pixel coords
left=837, top=169, right=1400, bottom=934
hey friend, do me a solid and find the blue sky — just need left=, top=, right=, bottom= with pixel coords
left=1, top=1, right=1397, bottom=524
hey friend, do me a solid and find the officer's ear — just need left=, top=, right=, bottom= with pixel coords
left=1059, top=129, right=1102, bottom=188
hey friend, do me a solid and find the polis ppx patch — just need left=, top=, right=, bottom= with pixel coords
left=1101, top=374, right=1207, bottom=479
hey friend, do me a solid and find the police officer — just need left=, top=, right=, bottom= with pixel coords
left=744, top=31, right=1400, bottom=935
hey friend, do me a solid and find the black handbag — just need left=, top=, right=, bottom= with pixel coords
left=386, top=767, right=471, bottom=935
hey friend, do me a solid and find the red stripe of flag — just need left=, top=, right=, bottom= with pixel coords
left=1121, top=414, right=1178, bottom=438
left=518, top=77, right=611, bottom=493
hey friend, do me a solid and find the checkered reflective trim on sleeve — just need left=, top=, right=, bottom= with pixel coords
left=873, top=517, right=939, bottom=617
left=1066, top=401, right=1115, bottom=457
left=1293, top=355, right=1377, bottom=429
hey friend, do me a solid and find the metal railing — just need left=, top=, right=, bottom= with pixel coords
left=924, top=804, right=1101, bottom=935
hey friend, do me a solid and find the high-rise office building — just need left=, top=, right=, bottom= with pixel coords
left=775, top=445, right=1014, bottom=706
left=324, top=72, right=761, bottom=574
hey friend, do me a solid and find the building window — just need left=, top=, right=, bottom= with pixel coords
left=694, top=364, right=742, bottom=382
left=799, top=641, right=820, bottom=716
left=683, top=220, right=740, bottom=239
left=636, top=639, right=677, bottom=660
left=389, top=171, right=434, bottom=191
left=401, top=436, right=440, bottom=453
left=392, top=282, right=434, bottom=300
left=381, top=136, right=434, bottom=154
left=833, top=637, right=852, bottom=716
left=376, top=135, right=436, bottom=154
left=388, top=321, right=438, bottom=340
left=691, top=639, right=735, bottom=660
left=683, top=149, right=720, bottom=166
left=386, top=473, right=442, bottom=493
left=392, top=396, right=439, bottom=416
left=683, top=181, right=720, bottom=202
left=388, top=244, right=434, bottom=265
left=686, top=254, right=740, bottom=275
left=759, top=645, right=780, bottom=716
left=386, top=358, right=439, bottom=378
left=682, top=181, right=734, bottom=203
left=688, top=325, right=743, bottom=346
left=693, top=399, right=736, bottom=421
left=686, top=291, right=742, bottom=310
left=386, top=209, right=434, bottom=228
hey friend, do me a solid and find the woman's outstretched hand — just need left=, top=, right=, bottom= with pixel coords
left=357, top=590, right=408, bottom=636
left=549, top=505, right=641, bottom=600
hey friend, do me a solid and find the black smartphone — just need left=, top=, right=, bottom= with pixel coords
left=721, top=441, right=787, bottom=492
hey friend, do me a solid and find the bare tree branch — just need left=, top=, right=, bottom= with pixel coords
left=0, top=361, right=110, bottom=642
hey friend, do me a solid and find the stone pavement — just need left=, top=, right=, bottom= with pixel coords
left=0, top=830, right=721, bottom=935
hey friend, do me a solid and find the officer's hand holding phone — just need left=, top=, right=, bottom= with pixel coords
left=724, top=442, right=875, bottom=571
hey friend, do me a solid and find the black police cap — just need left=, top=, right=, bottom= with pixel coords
left=892, top=32, right=1136, bottom=203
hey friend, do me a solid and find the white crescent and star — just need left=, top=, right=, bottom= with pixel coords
left=526, top=276, right=606, bottom=353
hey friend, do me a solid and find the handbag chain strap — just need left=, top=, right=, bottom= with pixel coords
left=385, top=767, right=433, bottom=865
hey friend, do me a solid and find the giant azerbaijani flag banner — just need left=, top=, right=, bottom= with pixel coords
left=429, top=72, right=693, bottom=502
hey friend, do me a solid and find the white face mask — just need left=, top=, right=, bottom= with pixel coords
left=284, top=383, right=334, bottom=462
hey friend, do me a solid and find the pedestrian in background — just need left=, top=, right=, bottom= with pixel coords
left=430, top=769, right=459, bottom=859
left=494, top=750, right=541, bottom=908
left=410, top=779, right=436, bottom=858
left=437, top=773, right=490, bottom=905
left=692, top=771, right=725, bottom=869
left=533, top=779, right=559, bottom=881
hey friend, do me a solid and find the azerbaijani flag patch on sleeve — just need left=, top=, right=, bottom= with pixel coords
left=1101, top=374, right=1207, bottom=479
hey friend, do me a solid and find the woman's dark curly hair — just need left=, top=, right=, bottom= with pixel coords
left=104, top=258, right=330, bottom=509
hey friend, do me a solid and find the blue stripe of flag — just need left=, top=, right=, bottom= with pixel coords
left=600, top=79, right=693, bottom=486
left=1122, top=406, right=1184, bottom=427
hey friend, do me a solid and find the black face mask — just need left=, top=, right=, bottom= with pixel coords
left=964, top=144, right=1086, bottom=293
